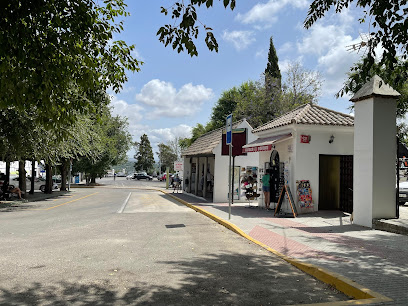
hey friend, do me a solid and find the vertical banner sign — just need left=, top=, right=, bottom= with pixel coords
left=226, top=114, right=232, bottom=145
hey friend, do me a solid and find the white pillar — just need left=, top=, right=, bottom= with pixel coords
left=351, top=76, right=400, bottom=227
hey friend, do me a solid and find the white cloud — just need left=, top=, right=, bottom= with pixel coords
left=222, top=30, right=256, bottom=50
left=135, top=79, right=213, bottom=119
left=297, top=23, right=362, bottom=96
left=151, top=125, right=193, bottom=144
left=236, top=0, right=308, bottom=25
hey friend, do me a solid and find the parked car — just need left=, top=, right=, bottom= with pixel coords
left=399, top=181, right=408, bottom=204
left=126, top=174, right=134, bottom=180
left=39, top=182, right=59, bottom=192
left=133, top=173, right=153, bottom=180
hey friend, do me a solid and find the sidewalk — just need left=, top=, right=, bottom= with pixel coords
left=166, top=190, right=408, bottom=305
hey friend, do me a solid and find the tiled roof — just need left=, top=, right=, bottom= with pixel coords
left=182, top=121, right=243, bottom=157
left=252, top=103, right=354, bottom=133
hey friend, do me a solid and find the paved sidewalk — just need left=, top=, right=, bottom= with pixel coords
left=166, top=191, right=408, bottom=305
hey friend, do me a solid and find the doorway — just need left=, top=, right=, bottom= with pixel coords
left=319, top=155, right=353, bottom=212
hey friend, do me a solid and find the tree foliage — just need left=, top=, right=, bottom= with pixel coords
left=265, top=36, right=282, bottom=90
left=280, top=61, right=323, bottom=113
left=157, top=143, right=178, bottom=173
left=158, top=0, right=236, bottom=56
left=208, top=87, right=240, bottom=129
left=73, top=106, right=132, bottom=182
left=0, top=0, right=141, bottom=126
left=340, top=58, right=408, bottom=117
left=304, top=0, right=408, bottom=91
left=134, top=134, right=154, bottom=173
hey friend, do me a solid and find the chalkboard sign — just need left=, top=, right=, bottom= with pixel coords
left=274, top=185, right=297, bottom=218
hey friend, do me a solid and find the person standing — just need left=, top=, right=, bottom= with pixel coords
left=262, top=169, right=271, bottom=210
left=206, top=169, right=213, bottom=192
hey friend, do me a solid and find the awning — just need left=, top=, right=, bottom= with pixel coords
left=242, top=133, right=292, bottom=153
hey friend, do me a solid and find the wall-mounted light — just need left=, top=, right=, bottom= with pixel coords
left=329, top=135, right=335, bottom=144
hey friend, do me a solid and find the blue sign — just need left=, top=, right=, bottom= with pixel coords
left=226, top=114, right=232, bottom=145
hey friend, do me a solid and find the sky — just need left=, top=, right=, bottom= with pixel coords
left=109, top=1, right=369, bottom=158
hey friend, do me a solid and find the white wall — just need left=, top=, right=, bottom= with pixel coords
left=294, top=125, right=354, bottom=212
left=354, top=97, right=397, bottom=227
left=213, top=121, right=259, bottom=202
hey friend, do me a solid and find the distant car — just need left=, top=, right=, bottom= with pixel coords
left=399, top=181, right=408, bottom=203
left=126, top=174, right=134, bottom=180
left=39, top=182, right=59, bottom=192
left=133, top=173, right=153, bottom=180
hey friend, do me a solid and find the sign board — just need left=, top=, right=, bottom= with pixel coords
left=226, top=114, right=232, bottom=145
left=300, top=135, right=310, bottom=143
left=242, top=144, right=273, bottom=153
left=174, top=160, right=184, bottom=171
left=222, top=128, right=247, bottom=156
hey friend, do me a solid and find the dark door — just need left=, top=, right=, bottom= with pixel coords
left=340, top=155, right=353, bottom=213
left=319, top=155, right=340, bottom=210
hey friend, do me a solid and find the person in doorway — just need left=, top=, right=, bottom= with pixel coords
left=262, top=169, right=271, bottom=210
left=206, top=169, right=213, bottom=192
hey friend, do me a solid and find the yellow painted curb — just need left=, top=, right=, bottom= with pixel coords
left=164, top=191, right=392, bottom=305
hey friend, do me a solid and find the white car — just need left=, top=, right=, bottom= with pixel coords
left=399, top=181, right=408, bottom=204
left=126, top=174, right=134, bottom=180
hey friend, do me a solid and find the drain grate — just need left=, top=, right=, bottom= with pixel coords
left=165, top=224, right=186, bottom=228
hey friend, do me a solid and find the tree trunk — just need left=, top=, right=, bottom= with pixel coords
left=19, top=160, right=26, bottom=198
left=45, top=164, right=53, bottom=194
left=60, top=159, right=68, bottom=191
left=3, top=161, right=10, bottom=194
left=90, top=176, right=96, bottom=184
left=29, top=160, right=35, bottom=194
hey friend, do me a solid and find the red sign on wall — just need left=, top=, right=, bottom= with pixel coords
left=300, top=135, right=310, bottom=143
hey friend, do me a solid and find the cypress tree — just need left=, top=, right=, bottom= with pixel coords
left=264, top=36, right=281, bottom=90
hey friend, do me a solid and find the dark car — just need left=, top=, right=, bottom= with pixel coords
left=133, top=173, right=153, bottom=180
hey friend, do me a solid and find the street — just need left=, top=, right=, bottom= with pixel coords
left=0, top=178, right=348, bottom=305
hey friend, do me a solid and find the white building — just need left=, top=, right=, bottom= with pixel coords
left=182, top=119, right=259, bottom=203
left=243, top=103, right=354, bottom=214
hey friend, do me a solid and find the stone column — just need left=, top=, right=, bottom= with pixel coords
left=351, top=75, right=400, bottom=227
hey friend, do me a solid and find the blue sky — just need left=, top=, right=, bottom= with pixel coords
left=110, top=1, right=368, bottom=157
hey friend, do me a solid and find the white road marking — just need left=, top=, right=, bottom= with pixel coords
left=117, top=192, right=131, bottom=213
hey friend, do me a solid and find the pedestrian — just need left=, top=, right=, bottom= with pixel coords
left=173, top=174, right=181, bottom=193
left=206, top=169, right=213, bottom=192
left=114, top=173, right=116, bottom=181
left=8, top=184, right=22, bottom=199
left=262, top=169, right=271, bottom=210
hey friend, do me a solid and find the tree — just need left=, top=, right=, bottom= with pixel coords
left=340, top=58, right=408, bottom=116
left=233, top=80, right=281, bottom=127
left=0, top=0, right=141, bottom=126
left=208, top=88, right=240, bottom=130
left=304, top=0, right=408, bottom=91
left=264, top=36, right=282, bottom=90
left=157, top=143, right=178, bottom=173
left=280, top=61, right=323, bottom=113
left=158, top=1, right=236, bottom=56
left=73, top=107, right=132, bottom=184
left=134, top=134, right=154, bottom=173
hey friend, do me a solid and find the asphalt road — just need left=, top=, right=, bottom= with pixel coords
left=0, top=178, right=348, bottom=305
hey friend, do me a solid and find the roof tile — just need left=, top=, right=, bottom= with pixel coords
left=252, top=103, right=353, bottom=133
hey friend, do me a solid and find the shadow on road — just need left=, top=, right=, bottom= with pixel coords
left=0, top=252, right=349, bottom=305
